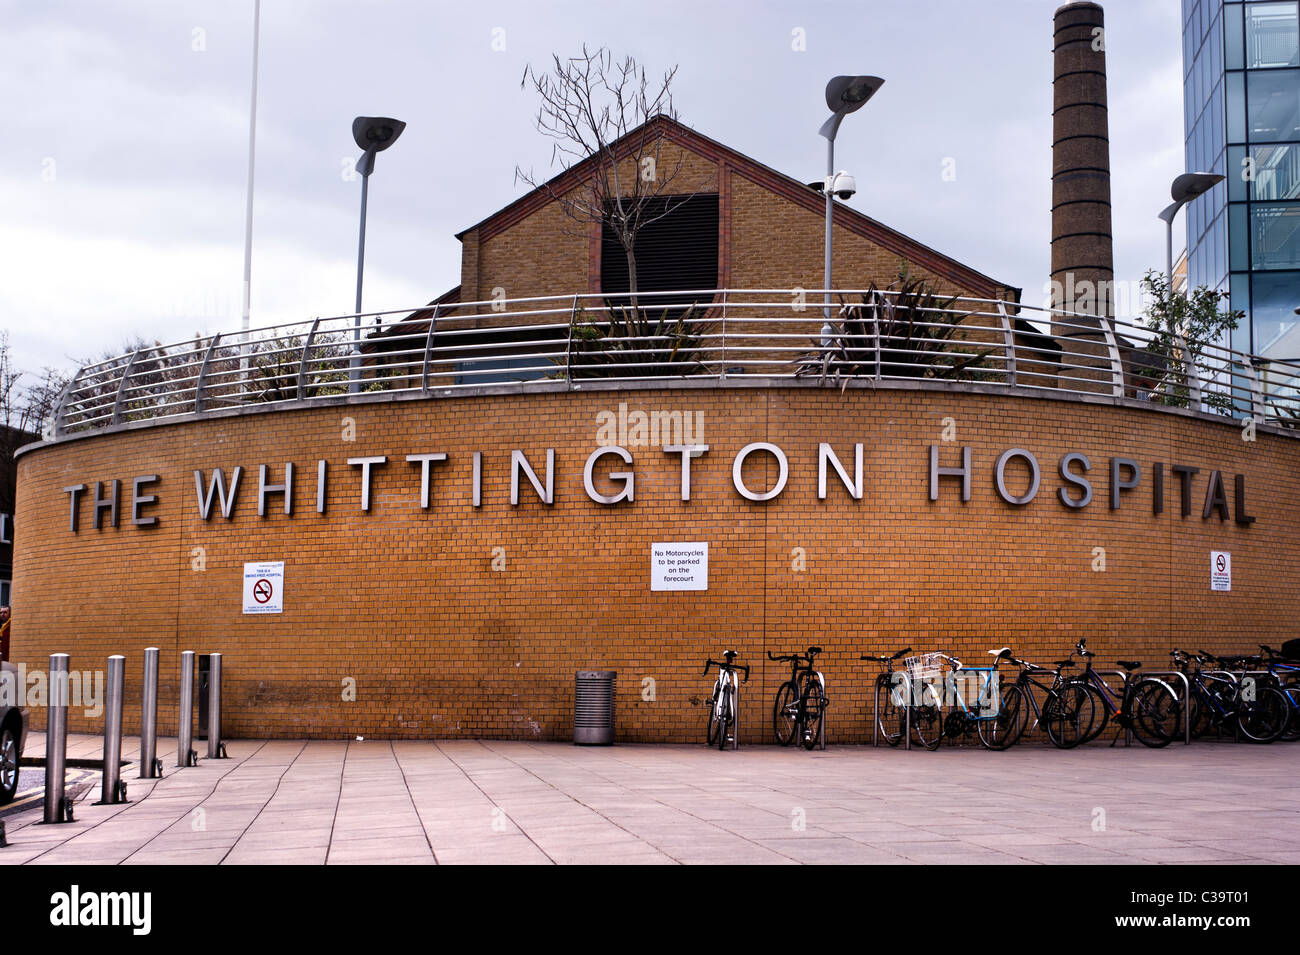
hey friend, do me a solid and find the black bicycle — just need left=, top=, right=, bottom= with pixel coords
left=769, top=647, right=828, bottom=750
left=985, top=646, right=1091, bottom=749
left=1064, top=639, right=1181, bottom=747
left=703, top=650, right=750, bottom=751
left=862, top=647, right=911, bottom=746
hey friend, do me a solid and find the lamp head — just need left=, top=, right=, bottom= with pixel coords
left=352, top=116, right=406, bottom=176
left=824, top=75, right=883, bottom=115
left=1170, top=172, right=1224, bottom=203
left=819, top=76, right=884, bottom=141
left=352, top=116, right=406, bottom=153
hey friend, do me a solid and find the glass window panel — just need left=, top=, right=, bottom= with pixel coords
left=1230, top=201, right=1251, bottom=266
left=1232, top=146, right=1250, bottom=199
left=1247, top=69, right=1300, bottom=141
left=1250, top=202, right=1300, bottom=268
left=1245, top=2, right=1299, bottom=67
left=1230, top=273, right=1252, bottom=354
left=1227, top=2, right=1246, bottom=68
left=1251, top=143, right=1300, bottom=199
left=1253, top=271, right=1300, bottom=358
left=1227, top=71, right=1247, bottom=141
left=1211, top=11, right=1224, bottom=77
left=1212, top=81, right=1225, bottom=157
left=1219, top=211, right=1231, bottom=280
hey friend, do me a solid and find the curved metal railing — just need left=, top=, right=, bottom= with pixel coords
left=47, top=288, right=1300, bottom=437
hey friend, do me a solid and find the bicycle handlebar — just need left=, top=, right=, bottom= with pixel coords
left=703, top=658, right=750, bottom=682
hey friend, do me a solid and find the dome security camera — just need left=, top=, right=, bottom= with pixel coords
left=827, top=171, right=856, bottom=200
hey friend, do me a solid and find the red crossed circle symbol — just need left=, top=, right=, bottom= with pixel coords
left=253, top=579, right=274, bottom=604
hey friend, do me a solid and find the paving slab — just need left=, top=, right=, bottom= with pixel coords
left=4, top=735, right=1300, bottom=865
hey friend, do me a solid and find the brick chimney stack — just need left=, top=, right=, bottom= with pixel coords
left=1051, top=1, right=1115, bottom=322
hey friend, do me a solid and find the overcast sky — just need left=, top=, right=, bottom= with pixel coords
left=0, top=0, right=1185, bottom=378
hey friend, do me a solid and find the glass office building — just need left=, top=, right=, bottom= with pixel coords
left=1183, top=0, right=1299, bottom=370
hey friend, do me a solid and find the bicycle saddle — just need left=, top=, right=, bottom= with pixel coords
left=988, top=647, right=1012, bottom=658
left=1117, top=660, right=1142, bottom=671
left=1052, top=659, right=1075, bottom=668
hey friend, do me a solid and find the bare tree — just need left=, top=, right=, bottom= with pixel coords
left=0, top=332, right=68, bottom=439
left=517, top=45, right=692, bottom=309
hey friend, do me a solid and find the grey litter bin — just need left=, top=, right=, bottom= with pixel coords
left=574, top=670, right=616, bottom=745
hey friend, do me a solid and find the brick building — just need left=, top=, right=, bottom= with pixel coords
left=10, top=113, right=1298, bottom=744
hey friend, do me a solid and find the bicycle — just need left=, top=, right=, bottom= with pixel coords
left=1258, top=645, right=1300, bottom=742
left=986, top=647, right=1092, bottom=749
left=932, top=651, right=1006, bottom=751
left=1063, top=639, right=1181, bottom=747
left=769, top=647, right=828, bottom=750
left=1170, top=649, right=1240, bottom=740
left=901, top=651, right=946, bottom=751
left=703, top=650, right=750, bottom=751
left=1197, top=649, right=1288, bottom=743
left=861, top=646, right=911, bottom=746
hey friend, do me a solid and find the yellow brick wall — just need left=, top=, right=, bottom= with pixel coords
left=14, top=385, right=1291, bottom=743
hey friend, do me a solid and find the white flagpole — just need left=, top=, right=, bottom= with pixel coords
left=240, top=0, right=261, bottom=390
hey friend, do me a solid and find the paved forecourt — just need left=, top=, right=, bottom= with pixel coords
left=2, top=734, right=1297, bottom=865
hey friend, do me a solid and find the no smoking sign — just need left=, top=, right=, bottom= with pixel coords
left=243, top=561, right=285, bottom=614
left=1210, top=551, right=1231, bottom=592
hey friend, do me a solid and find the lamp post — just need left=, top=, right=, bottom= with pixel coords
left=818, top=75, right=882, bottom=321
left=1158, top=171, right=1225, bottom=293
left=348, top=115, right=406, bottom=393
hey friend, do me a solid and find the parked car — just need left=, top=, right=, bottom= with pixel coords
left=0, top=661, right=26, bottom=804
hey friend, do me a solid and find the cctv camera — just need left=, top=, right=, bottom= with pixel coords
left=827, top=171, right=856, bottom=200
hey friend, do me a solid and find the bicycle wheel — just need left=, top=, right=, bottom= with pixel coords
left=1043, top=682, right=1094, bottom=749
left=801, top=682, right=825, bottom=751
left=978, top=683, right=1027, bottom=751
left=1129, top=679, right=1178, bottom=748
left=773, top=682, right=798, bottom=746
left=1187, top=686, right=1213, bottom=739
left=706, top=682, right=722, bottom=746
left=1280, top=687, right=1300, bottom=742
left=876, top=674, right=905, bottom=746
left=910, top=684, right=944, bottom=751
left=1237, top=685, right=1289, bottom=743
left=717, top=684, right=733, bottom=750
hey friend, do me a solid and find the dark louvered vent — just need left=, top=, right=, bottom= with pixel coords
left=601, top=194, right=719, bottom=306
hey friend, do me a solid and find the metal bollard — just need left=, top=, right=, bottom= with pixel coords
left=140, top=647, right=161, bottom=778
left=43, top=653, right=70, bottom=824
left=206, top=653, right=227, bottom=759
left=177, top=650, right=197, bottom=768
left=100, top=655, right=126, bottom=804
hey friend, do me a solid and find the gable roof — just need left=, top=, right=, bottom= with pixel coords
left=457, top=115, right=1016, bottom=299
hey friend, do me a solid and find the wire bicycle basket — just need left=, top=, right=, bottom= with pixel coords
left=904, top=653, right=945, bottom=687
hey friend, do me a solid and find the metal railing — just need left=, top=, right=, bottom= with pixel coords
left=48, top=288, right=1300, bottom=437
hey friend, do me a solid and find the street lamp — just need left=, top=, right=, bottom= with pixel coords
left=1158, top=171, right=1224, bottom=292
left=349, top=115, right=405, bottom=392
left=818, top=75, right=883, bottom=321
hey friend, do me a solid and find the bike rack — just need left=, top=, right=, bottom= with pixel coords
left=1140, top=669, right=1193, bottom=745
left=871, top=671, right=912, bottom=751
left=729, top=682, right=741, bottom=751
left=1087, top=669, right=1133, bottom=747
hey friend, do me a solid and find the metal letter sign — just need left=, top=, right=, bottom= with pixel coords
left=243, top=561, right=285, bottom=613
left=1210, top=551, right=1231, bottom=592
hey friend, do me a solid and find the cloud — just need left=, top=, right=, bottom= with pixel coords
left=1, top=0, right=1187, bottom=377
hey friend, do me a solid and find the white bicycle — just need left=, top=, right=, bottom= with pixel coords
left=703, top=651, right=750, bottom=750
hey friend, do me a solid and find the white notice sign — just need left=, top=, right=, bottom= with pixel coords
left=651, top=542, right=708, bottom=591
left=243, top=561, right=285, bottom=613
left=1211, top=551, right=1231, bottom=592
